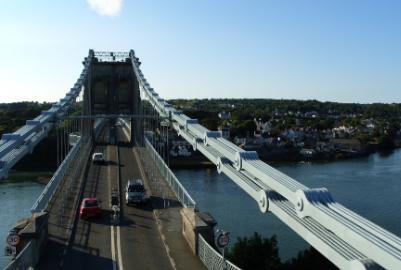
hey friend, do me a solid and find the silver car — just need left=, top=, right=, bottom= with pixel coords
left=125, top=179, right=149, bottom=205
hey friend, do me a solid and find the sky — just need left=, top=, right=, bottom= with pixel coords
left=0, top=0, right=400, bottom=104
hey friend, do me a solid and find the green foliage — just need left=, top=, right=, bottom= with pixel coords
left=227, top=232, right=338, bottom=270
left=281, top=247, right=337, bottom=270
left=169, top=99, right=401, bottom=122
left=227, top=232, right=281, bottom=270
left=182, top=109, right=219, bottom=130
left=378, top=134, right=394, bottom=149
left=0, top=102, right=51, bottom=135
left=13, top=133, right=58, bottom=171
left=169, top=99, right=401, bottom=149
left=231, top=120, right=256, bottom=137
left=0, top=102, right=78, bottom=172
left=202, top=118, right=218, bottom=130
left=356, top=132, right=371, bottom=144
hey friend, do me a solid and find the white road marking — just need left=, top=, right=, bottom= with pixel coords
left=117, top=225, right=124, bottom=270
left=111, top=225, right=117, bottom=270
left=108, top=153, right=118, bottom=270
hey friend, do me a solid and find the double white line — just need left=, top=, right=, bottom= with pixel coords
left=108, top=146, right=124, bottom=270
left=111, top=224, right=123, bottom=270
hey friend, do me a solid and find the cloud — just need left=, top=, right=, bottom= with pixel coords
left=87, top=0, right=123, bottom=17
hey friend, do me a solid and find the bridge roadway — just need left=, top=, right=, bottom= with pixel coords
left=38, top=126, right=201, bottom=269
left=115, top=127, right=174, bottom=270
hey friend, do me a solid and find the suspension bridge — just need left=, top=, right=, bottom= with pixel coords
left=1, top=50, right=401, bottom=270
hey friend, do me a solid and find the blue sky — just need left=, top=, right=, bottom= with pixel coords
left=0, top=0, right=400, bottom=103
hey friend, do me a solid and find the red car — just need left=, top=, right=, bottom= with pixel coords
left=80, top=197, right=101, bottom=219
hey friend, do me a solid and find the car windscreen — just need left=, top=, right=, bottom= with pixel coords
left=84, top=200, right=98, bottom=207
left=128, top=185, right=145, bottom=192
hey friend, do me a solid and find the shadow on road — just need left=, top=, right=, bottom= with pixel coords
left=79, top=209, right=114, bottom=226
left=62, top=244, right=114, bottom=270
left=36, top=238, right=66, bottom=270
left=151, top=196, right=181, bottom=209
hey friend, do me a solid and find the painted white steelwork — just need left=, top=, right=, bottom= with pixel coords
left=0, top=50, right=94, bottom=179
left=128, top=50, right=401, bottom=270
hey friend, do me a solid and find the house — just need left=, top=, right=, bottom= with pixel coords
left=315, top=141, right=333, bottom=152
left=361, top=119, right=379, bottom=134
left=282, top=129, right=298, bottom=141
left=295, top=118, right=303, bottom=127
left=329, top=139, right=363, bottom=152
left=320, top=129, right=333, bottom=140
left=300, top=148, right=316, bottom=158
left=218, top=111, right=231, bottom=120
left=305, top=111, right=319, bottom=118
left=332, top=126, right=354, bottom=139
left=254, top=119, right=272, bottom=135
left=234, top=136, right=247, bottom=145
left=218, top=124, right=231, bottom=139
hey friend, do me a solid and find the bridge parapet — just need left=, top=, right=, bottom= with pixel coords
left=4, top=212, right=48, bottom=270
left=142, top=137, right=196, bottom=208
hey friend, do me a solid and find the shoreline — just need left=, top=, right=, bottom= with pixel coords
left=170, top=147, right=401, bottom=169
left=4, top=171, right=53, bottom=185
left=6, top=148, right=400, bottom=177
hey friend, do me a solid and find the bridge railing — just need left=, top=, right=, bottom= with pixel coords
left=4, top=241, right=36, bottom=270
left=198, top=234, right=241, bottom=270
left=128, top=49, right=401, bottom=269
left=30, top=137, right=83, bottom=213
left=143, top=137, right=196, bottom=208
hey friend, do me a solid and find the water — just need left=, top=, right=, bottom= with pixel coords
left=0, top=180, right=44, bottom=268
left=174, top=149, right=401, bottom=261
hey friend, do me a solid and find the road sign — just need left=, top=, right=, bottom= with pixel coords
left=216, top=232, right=230, bottom=248
left=4, top=245, right=16, bottom=257
left=6, top=234, right=20, bottom=246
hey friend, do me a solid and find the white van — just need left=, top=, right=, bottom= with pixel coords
left=92, top=152, right=105, bottom=164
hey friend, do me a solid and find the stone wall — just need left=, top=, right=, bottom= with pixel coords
left=180, top=208, right=216, bottom=254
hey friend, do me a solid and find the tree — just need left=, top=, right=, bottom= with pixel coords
left=227, top=232, right=338, bottom=270
left=227, top=232, right=281, bottom=270
left=231, top=120, right=257, bottom=137
left=201, top=118, right=218, bottom=130
left=281, top=247, right=337, bottom=270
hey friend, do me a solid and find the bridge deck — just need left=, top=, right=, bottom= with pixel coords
left=37, top=126, right=204, bottom=270
left=116, top=129, right=174, bottom=270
